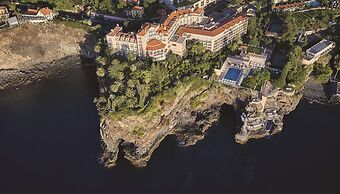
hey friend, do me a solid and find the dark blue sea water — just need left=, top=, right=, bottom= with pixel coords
left=0, top=67, right=339, bottom=194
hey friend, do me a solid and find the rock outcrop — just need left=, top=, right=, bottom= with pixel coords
left=99, top=80, right=252, bottom=167
left=0, top=22, right=96, bottom=90
left=99, top=79, right=302, bottom=167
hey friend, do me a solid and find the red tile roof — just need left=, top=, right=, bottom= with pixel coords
left=107, top=26, right=122, bottom=36
left=272, top=2, right=304, bottom=10
left=26, top=8, right=38, bottom=15
left=131, top=6, right=144, bottom=11
left=38, top=7, right=53, bottom=16
left=107, top=26, right=136, bottom=43
left=146, top=39, right=165, bottom=50
left=137, top=23, right=158, bottom=36
left=157, top=8, right=204, bottom=35
left=177, top=14, right=248, bottom=37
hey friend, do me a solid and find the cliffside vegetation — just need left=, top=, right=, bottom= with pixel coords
left=242, top=69, right=271, bottom=90
left=274, top=46, right=309, bottom=89
left=313, top=63, right=333, bottom=83
left=94, top=41, right=229, bottom=118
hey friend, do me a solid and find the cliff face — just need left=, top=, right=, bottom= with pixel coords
left=0, top=22, right=96, bottom=89
left=100, top=79, right=303, bottom=167
left=99, top=81, right=253, bottom=167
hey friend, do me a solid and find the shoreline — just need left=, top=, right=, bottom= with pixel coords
left=0, top=55, right=95, bottom=91
left=99, top=80, right=301, bottom=168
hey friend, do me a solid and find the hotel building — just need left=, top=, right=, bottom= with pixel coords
left=303, top=39, right=335, bottom=65
left=106, top=8, right=249, bottom=61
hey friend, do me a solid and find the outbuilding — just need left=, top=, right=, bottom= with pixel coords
left=8, top=16, right=19, bottom=27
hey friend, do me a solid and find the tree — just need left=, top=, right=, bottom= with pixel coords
left=282, top=14, right=298, bottom=44
left=190, top=42, right=206, bottom=56
left=274, top=46, right=305, bottom=88
left=95, top=42, right=102, bottom=54
left=94, top=40, right=229, bottom=115
left=127, top=53, right=137, bottom=62
left=96, top=67, right=105, bottom=77
left=242, top=69, right=270, bottom=90
left=247, top=17, right=257, bottom=39
left=228, top=41, right=240, bottom=52
left=96, top=56, right=106, bottom=66
left=313, top=63, right=333, bottom=83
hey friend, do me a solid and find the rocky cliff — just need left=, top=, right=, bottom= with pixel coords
left=100, top=80, right=252, bottom=167
left=0, top=22, right=96, bottom=89
left=99, top=79, right=302, bottom=167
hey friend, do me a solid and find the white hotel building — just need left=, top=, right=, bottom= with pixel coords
left=303, top=39, right=335, bottom=65
left=106, top=8, right=249, bottom=61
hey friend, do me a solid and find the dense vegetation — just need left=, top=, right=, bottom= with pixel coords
left=242, top=69, right=271, bottom=90
left=274, top=46, right=309, bottom=89
left=95, top=42, right=228, bottom=116
left=313, top=63, right=333, bottom=83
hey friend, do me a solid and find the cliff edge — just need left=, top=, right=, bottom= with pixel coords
left=99, top=79, right=301, bottom=167
left=0, top=22, right=96, bottom=89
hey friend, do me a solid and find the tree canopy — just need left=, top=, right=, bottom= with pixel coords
left=95, top=41, right=228, bottom=116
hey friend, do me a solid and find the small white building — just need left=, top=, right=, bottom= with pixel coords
left=8, top=16, right=19, bottom=27
left=303, top=39, right=335, bottom=65
left=37, top=8, right=54, bottom=20
left=22, top=7, right=54, bottom=21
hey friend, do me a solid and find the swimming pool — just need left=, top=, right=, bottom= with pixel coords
left=224, top=67, right=242, bottom=82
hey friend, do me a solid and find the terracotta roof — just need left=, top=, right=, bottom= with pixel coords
left=136, top=23, right=158, bottom=36
left=157, top=8, right=204, bottom=35
left=26, top=8, right=38, bottom=15
left=146, top=39, right=166, bottom=50
left=38, top=7, right=53, bottom=16
left=193, top=7, right=203, bottom=14
left=117, top=33, right=136, bottom=43
left=107, top=26, right=136, bottom=43
left=131, top=6, right=144, bottom=11
left=107, top=26, right=122, bottom=36
left=177, top=14, right=248, bottom=37
left=272, top=2, right=304, bottom=10
left=137, top=23, right=151, bottom=36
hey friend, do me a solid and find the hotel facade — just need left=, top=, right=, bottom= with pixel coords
left=106, top=8, right=249, bottom=61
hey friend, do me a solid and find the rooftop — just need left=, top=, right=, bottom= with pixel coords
left=146, top=39, right=166, bottom=50
left=26, top=8, right=38, bottom=15
left=8, top=16, right=18, bottom=25
left=38, top=8, right=53, bottom=16
left=170, top=35, right=186, bottom=43
left=272, top=2, right=304, bottom=10
left=107, top=26, right=136, bottom=43
left=131, top=6, right=144, bottom=11
left=177, top=14, right=247, bottom=37
left=137, top=23, right=158, bottom=36
left=307, top=39, right=335, bottom=55
left=157, top=8, right=204, bottom=35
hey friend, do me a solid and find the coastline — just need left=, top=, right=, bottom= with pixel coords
left=0, top=55, right=95, bottom=91
left=0, top=22, right=97, bottom=91
left=99, top=81, right=301, bottom=168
